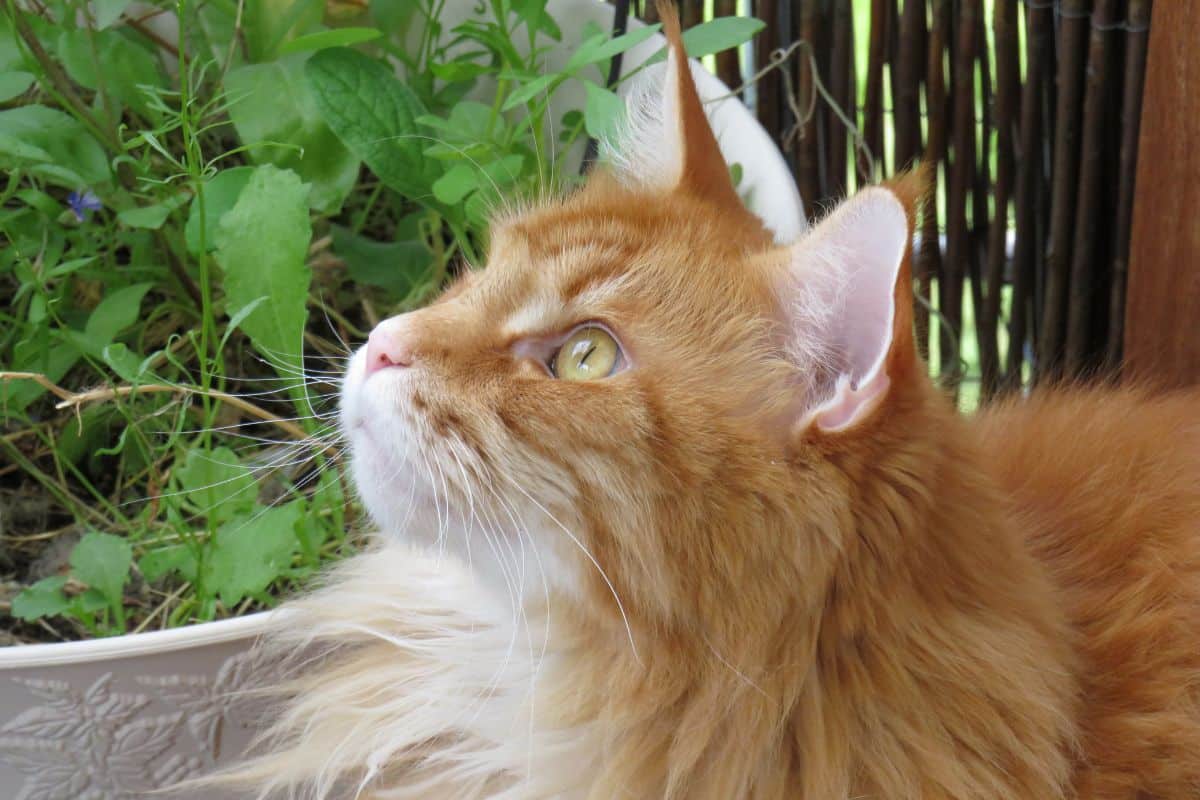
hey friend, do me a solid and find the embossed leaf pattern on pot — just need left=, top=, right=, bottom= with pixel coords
left=0, top=647, right=268, bottom=800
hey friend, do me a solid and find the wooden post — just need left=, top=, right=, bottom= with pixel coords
left=1124, top=0, right=1200, bottom=389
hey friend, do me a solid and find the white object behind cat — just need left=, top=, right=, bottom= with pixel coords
left=436, top=0, right=808, bottom=243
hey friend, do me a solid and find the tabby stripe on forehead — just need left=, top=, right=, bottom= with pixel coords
left=560, top=254, right=639, bottom=304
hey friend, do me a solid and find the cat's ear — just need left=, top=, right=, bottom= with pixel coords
left=779, top=171, right=924, bottom=435
left=601, top=1, right=743, bottom=212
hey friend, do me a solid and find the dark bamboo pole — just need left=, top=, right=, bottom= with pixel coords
left=981, top=0, right=1019, bottom=398
left=1037, top=0, right=1089, bottom=380
left=827, top=1, right=854, bottom=202
left=680, top=0, right=702, bottom=28
left=1005, top=3, right=1052, bottom=387
left=754, top=0, right=782, bottom=148
left=1105, top=0, right=1153, bottom=372
left=942, top=0, right=979, bottom=388
left=641, top=0, right=659, bottom=23
left=919, top=0, right=952, bottom=365
left=970, top=6, right=994, bottom=393
left=794, top=1, right=821, bottom=210
left=862, top=0, right=889, bottom=182
left=714, top=0, right=741, bottom=90
left=1064, top=0, right=1119, bottom=374
left=893, top=0, right=925, bottom=173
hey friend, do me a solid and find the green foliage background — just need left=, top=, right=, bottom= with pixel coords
left=0, top=0, right=760, bottom=639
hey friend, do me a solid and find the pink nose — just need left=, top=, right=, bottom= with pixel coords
left=364, top=317, right=417, bottom=376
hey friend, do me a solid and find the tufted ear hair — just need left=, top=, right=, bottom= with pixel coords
left=775, top=169, right=927, bottom=435
left=599, top=0, right=745, bottom=215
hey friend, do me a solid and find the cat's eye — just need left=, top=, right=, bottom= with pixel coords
left=551, top=325, right=622, bottom=381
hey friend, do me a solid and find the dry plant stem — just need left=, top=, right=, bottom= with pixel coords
left=1064, top=0, right=1119, bottom=372
left=0, top=371, right=75, bottom=402
left=1105, top=0, right=1153, bottom=372
left=0, top=372, right=316, bottom=443
left=124, top=13, right=179, bottom=57
left=1038, top=0, right=1089, bottom=380
left=54, top=384, right=315, bottom=442
left=1005, top=4, right=1052, bottom=388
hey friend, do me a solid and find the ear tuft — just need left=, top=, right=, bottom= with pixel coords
left=598, top=0, right=744, bottom=214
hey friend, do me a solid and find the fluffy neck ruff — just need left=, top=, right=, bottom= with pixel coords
left=233, top=383, right=1080, bottom=800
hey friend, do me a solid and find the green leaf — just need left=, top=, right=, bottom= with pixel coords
left=244, top=0, right=323, bottom=61
left=138, top=545, right=197, bottom=583
left=0, top=132, right=53, bottom=163
left=215, top=165, right=312, bottom=377
left=11, top=577, right=71, bottom=621
left=681, top=16, right=765, bottom=58
left=432, top=163, right=480, bottom=205
left=0, top=70, right=33, bottom=103
left=56, top=29, right=166, bottom=121
left=207, top=501, right=304, bottom=606
left=330, top=223, right=433, bottom=297
left=501, top=73, right=555, bottom=111
left=225, top=56, right=359, bottom=214
left=370, top=0, right=419, bottom=34
left=92, top=0, right=134, bottom=29
left=72, top=588, right=110, bottom=616
left=278, top=27, right=382, bottom=55
left=175, top=446, right=258, bottom=524
left=69, top=531, right=132, bottom=610
left=102, top=343, right=146, bottom=383
left=583, top=81, right=625, bottom=141
left=429, top=58, right=491, bottom=83
left=81, top=283, right=152, bottom=351
left=565, top=24, right=660, bottom=72
left=0, top=106, right=109, bottom=188
left=117, top=194, right=187, bottom=230
left=512, top=0, right=561, bottom=40
left=2, top=333, right=81, bottom=410
left=184, top=167, right=254, bottom=257
left=306, top=47, right=442, bottom=202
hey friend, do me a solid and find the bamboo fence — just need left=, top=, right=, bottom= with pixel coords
left=644, top=0, right=1153, bottom=400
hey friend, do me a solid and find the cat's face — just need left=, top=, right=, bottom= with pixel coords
left=341, top=24, right=920, bottom=634
left=341, top=179, right=789, bottom=613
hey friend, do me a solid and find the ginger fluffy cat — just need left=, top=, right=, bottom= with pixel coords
left=229, top=5, right=1200, bottom=798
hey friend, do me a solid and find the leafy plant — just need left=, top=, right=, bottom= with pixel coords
left=0, top=0, right=762, bottom=640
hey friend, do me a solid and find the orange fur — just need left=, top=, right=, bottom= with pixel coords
left=231, top=4, right=1200, bottom=798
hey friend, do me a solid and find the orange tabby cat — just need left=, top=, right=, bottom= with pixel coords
left=228, top=4, right=1200, bottom=798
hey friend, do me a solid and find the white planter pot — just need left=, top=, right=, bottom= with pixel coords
left=0, top=613, right=275, bottom=799
left=0, top=5, right=801, bottom=798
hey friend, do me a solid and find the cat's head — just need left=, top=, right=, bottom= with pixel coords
left=340, top=5, right=927, bottom=639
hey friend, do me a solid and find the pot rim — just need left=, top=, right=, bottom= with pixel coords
left=0, top=610, right=279, bottom=670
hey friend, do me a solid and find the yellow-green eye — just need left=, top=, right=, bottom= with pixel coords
left=552, top=325, right=621, bottom=381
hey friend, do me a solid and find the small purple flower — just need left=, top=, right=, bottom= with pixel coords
left=67, top=189, right=102, bottom=222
